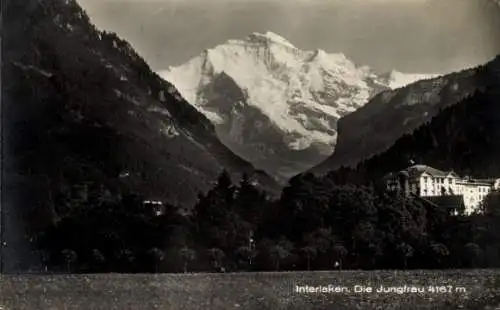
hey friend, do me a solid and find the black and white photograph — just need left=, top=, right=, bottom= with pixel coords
left=2, top=0, right=500, bottom=308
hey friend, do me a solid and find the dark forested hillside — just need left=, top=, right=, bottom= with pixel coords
left=1, top=0, right=278, bottom=272
left=3, top=0, right=279, bottom=206
left=324, top=84, right=500, bottom=185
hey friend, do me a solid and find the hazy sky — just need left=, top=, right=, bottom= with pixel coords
left=78, top=0, right=500, bottom=74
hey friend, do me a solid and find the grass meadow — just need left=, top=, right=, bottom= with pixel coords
left=1, top=270, right=500, bottom=309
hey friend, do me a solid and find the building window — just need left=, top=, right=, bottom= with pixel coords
left=440, top=186, right=446, bottom=195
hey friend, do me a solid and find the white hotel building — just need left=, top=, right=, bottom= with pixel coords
left=384, top=165, right=500, bottom=215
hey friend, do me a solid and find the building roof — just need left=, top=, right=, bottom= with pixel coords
left=456, top=180, right=493, bottom=186
left=143, top=200, right=164, bottom=205
left=402, top=165, right=454, bottom=178
left=471, top=178, right=498, bottom=185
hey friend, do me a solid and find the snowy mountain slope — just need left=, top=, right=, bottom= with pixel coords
left=160, top=31, right=437, bottom=180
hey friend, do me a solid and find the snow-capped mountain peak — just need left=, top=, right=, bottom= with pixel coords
left=246, top=31, right=296, bottom=49
left=159, top=32, right=437, bottom=179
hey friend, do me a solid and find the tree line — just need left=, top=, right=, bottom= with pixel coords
left=35, top=169, right=500, bottom=273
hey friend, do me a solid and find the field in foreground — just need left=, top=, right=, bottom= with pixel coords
left=1, top=270, right=500, bottom=309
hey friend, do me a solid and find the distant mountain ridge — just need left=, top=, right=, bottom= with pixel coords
left=160, top=31, right=438, bottom=179
left=309, top=55, right=500, bottom=176
left=381, top=69, right=442, bottom=90
left=322, top=80, right=500, bottom=186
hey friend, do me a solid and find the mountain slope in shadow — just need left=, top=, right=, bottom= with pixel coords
left=1, top=0, right=279, bottom=271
